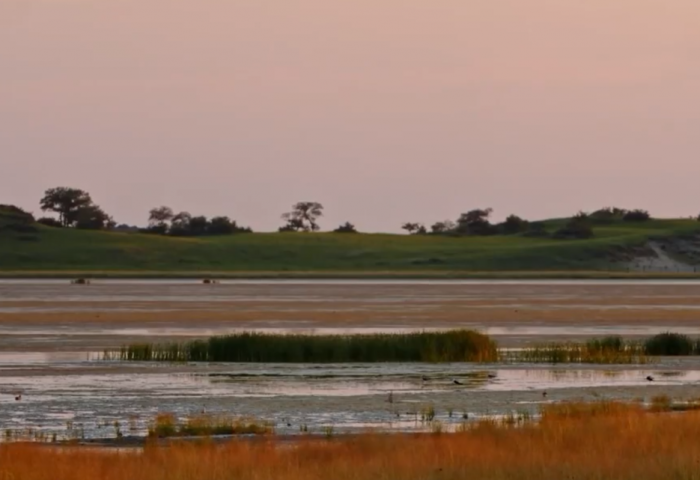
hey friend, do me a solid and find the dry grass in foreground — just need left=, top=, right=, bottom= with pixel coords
left=3, top=402, right=700, bottom=480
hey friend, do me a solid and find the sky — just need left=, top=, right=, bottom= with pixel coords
left=1, top=0, right=699, bottom=232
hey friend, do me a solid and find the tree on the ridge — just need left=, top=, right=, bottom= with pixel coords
left=74, top=204, right=114, bottom=230
left=280, top=202, right=324, bottom=232
left=148, top=206, right=175, bottom=232
left=456, top=208, right=494, bottom=235
left=402, top=222, right=427, bottom=235
left=40, top=187, right=93, bottom=227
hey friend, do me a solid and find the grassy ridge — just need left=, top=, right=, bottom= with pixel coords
left=1, top=218, right=699, bottom=273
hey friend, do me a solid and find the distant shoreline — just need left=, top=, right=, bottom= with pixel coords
left=1, top=270, right=700, bottom=280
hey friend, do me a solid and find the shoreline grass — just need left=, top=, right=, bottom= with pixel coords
left=4, top=402, right=700, bottom=480
left=105, top=330, right=499, bottom=363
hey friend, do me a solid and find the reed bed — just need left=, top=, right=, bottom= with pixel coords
left=4, top=402, right=700, bottom=480
left=106, top=330, right=499, bottom=363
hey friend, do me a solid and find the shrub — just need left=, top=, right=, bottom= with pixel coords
left=553, top=213, right=593, bottom=239
left=644, top=332, right=695, bottom=356
left=501, top=215, right=529, bottom=234
left=590, top=207, right=626, bottom=224
left=333, top=222, right=358, bottom=233
left=523, top=222, right=549, bottom=237
left=36, top=217, right=62, bottom=228
left=623, top=209, right=651, bottom=222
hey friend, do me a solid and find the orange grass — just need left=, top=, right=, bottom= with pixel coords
left=3, top=402, right=700, bottom=480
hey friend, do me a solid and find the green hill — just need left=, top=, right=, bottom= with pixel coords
left=1, top=206, right=700, bottom=277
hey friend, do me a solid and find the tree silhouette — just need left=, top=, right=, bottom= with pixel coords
left=40, top=187, right=93, bottom=227
left=281, top=202, right=324, bottom=232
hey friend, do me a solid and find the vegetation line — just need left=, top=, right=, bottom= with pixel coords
left=107, top=332, right=700, bottom=364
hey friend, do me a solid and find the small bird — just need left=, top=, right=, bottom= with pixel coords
left=14, top=393, right=21, bottom=401
left=542, top=391, right=548, bottom=398
left=487, top=373, right=496, bottom=379
left=421, top=376, right=429, bottom=382
left=287, top=422, right=292, bottom=427
left=646, top=375, right=654, bottom=382
left=453, top=379, right=463, bottom=386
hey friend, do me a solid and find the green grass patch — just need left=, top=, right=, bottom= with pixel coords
left=106, top=330, right=499, bottom=363
left=1, top=217, right=699, bottom=273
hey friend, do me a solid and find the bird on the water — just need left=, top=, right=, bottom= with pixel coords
left=646, top=375, right=654, bottom=382
left=487, top=373, right=496, bottom=379
left=453, top=379, right=464, bottom=386
left=542, top=391, right=548, bottom=398
left=14, top=393, right=21, bottom=401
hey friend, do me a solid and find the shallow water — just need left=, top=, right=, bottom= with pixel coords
left=2, top=280, right=700, bottom=441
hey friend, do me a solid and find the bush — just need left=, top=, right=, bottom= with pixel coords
left=590, top=207, right=626, bottom=224
left=501, top=215, right=529, bottom=234
left=553, top=213, right=593, bottom=239
left=644, top=332, right=695, bottom=356
left=37, top=217, right=63, bottom=228
left=333, top=222, right=358, bottom=233
left=523, top=222, right=549, bottom=237
left=623, top=209, right=651, bottom=222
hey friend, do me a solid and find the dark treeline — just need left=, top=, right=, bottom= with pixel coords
left=403, top=206, right=659, bottom=240
left=3, top=186, right=699, bottom=238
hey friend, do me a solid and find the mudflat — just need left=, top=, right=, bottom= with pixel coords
left=2, top=280, right=700, bottom=351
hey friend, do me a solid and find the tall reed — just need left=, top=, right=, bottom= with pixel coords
left=107, top=330, right=498, bottom=363
left=514, top=336, right=648, bottom=364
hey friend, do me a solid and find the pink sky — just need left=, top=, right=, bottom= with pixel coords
left=1, top=0, right=699, bottom=231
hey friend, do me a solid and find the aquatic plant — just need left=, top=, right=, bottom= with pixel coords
left=513, top=337, right=648, bottom=364
left=644, top=332, right=696, bottom=356
left=108, top=329, right=499, bottom=363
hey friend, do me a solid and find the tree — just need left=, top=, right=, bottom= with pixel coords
left=431, top=220, right=456, bottom=234
left=333, top=222, right=358, bottom=233
left=40, top=187, right=93, bottom=227
left=402, top=222, right=426, bottom=235
left=148, top=206, right=174, bottom=230
left=188, top=215, right=209, bottom=236
left=456, top=208, right=494, bottom=235
left=208, top=216, right=234, bottom=235
left=74, top=205, right=113, bottom=230
left=280, top=202, right=324, bottom=232
left=502, top=215, right=529, bottom=234
left=169, top=211, right=192, bottom=236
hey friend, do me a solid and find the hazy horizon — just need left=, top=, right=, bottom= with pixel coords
left=2, top=1, right=699, bottom=232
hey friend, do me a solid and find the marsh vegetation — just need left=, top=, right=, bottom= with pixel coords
left=4, top=401, right=700, bottom=480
